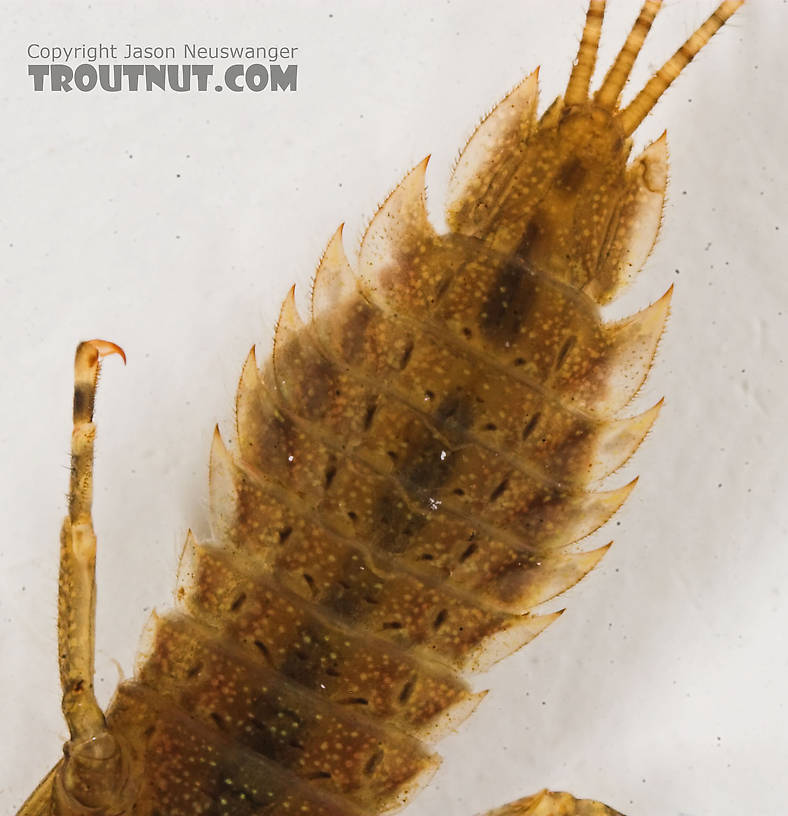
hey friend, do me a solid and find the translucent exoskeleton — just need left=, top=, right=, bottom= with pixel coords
left=6, top=2, right=770, bottom=815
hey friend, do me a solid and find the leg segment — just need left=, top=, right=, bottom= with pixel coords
left=58, top=339, right=125, bottom=742
left=54, top=340, right=135, bottom=816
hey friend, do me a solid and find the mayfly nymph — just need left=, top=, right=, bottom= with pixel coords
left=14, top=2, right=744, bottom=815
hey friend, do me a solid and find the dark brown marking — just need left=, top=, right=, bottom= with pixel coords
left=459, top=541, right=478, bottom=563
left=556, top=157, right=587, bottom=191
left=399, top=434, right=451, bottom=493
left=186, top=662, right=203, bottom=679
left=489, top=478, right=509, bottom=502
left=555, top=335, right=576, bottom=370
left=522, top=412, right=541, bottom=440
left=480, top=221, right=540, bottom=340
left=302, top=573, right=317, bottom=595
left=72, top=383, right=92, bottom=422
left=400, top=340, right=415, bottom=370
left=434, top=392, right=474, bottom=432
left=364, top=749, right=385, bottom=776
left=363, top=401, right=378, bottom=430
left=373, top=491, right=426, bottom=553
left=280, top=626, right=342, bottom=688
left=398, top=678, right=416, bottom=704
left=253, top=640, right=272, bottom=663
left=322, top=554, right=383, bottom=618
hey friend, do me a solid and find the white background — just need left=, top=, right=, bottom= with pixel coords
left=1, top=1, right=786, bottom=814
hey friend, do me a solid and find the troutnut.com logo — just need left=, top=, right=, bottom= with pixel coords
left=27, top=43, right=299, bottom=92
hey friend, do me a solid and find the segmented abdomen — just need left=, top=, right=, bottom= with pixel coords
left=101, top=22, right=685, bottom=816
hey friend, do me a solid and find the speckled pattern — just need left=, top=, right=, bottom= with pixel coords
left=17, top=3, right=744, bottom=815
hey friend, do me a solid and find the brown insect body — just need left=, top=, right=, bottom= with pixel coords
left=16, top=3, right=743, bottom=815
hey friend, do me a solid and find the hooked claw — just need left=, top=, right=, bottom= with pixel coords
left=84, top=338, right=127, bottom=365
